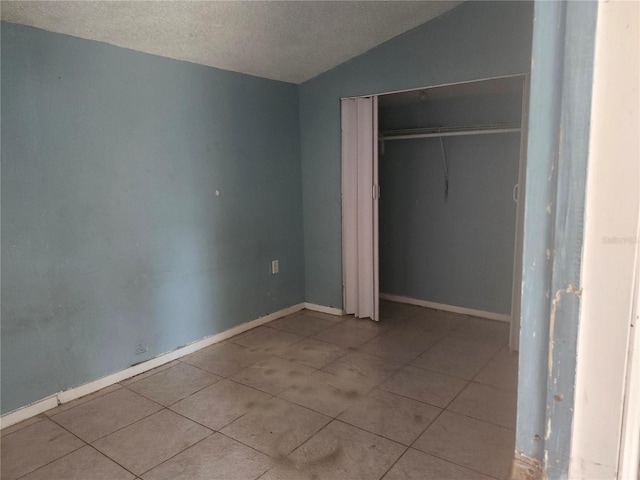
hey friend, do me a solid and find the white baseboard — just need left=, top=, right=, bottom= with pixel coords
left=303, top=302, right=344, bottom=316
left=1, top=302, right=305, bottom=430
left=380, top=293, right=511, bottom=323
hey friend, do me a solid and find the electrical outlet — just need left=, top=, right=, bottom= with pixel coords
left=271, top=259, right=279, bottom=275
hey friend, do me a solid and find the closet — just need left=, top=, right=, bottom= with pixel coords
left=376, top=76, right=528, bottom=350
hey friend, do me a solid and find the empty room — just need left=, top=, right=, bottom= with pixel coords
left=2, top=1, right=639, bottom=480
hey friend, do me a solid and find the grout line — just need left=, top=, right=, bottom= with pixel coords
left=122, top=373, right=223, bottom=409
left=169, top=378, right=275, bottom=433
left=436, top=409, right=517, bottom=433
left=397, top=366, right=515, bottom=480
left=136, top=428, right=216, bottom=477
left=405, top=446, right=505, bottom=480
left=375, top=384, right=449, bottom=411
left=158, top=370, right=343, bottom=477
left=270, top=344, right=350, bottom=370
left=467, top=378, right=519, bottom=394
left=408, top=402, right=448, bottom=443
left=296, top=334, right=356, bottom=353
left=407, top=360, right=483, bottom=382
left=0, top=415, right=48, bottom=439
left=12, top=415, right=144, bottom=480
left=213, top=402, right=332, bottom=459
left=330, top=417, right=410, bottom=479
left=332, top=416, right=410, bottom=449
left=85, top=443, right=142, bottom=479
left=335, top=412, right=418, bottom=449
left=47, top=396, right=165, bottom=446
left=176, top=360, right=226, bottom=380
left=282, top=417, right=336, bottom=458
left=377, top=445, right=410, bottom=480
left=118, top=361, right=180, bottom=388
left=13, top=436, right=87, bottom=480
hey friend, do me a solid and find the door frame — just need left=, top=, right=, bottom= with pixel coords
left=510, top=74, right=531, bottom=351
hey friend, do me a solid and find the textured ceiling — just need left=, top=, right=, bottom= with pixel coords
left=1, top=1, right=462, bottom=84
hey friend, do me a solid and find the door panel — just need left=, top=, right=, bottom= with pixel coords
left=341, top=96, right=379, bottom=321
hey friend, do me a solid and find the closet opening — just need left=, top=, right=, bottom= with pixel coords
left=341, top=74, right=529, bottom=351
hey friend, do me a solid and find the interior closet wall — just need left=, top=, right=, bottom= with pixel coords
left=378, top=88, right=523, bottom=315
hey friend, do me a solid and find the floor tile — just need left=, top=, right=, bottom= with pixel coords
left=230, top=355, right=316, bottom=395
left=126, top=362, right=221, bottom=406
left=258, top=464, right=313, bottom=480
left=228, top=327, right=261, bottom=343
left=391, top=311, right=462, bottom=338
left=338, top=389, right=441, bottom=445
left=411, top=343, right=491, bottom=380
left=360, top=329, right=439, bottom=362
left=321, top=350, right=404, bottom=387
left=277, top=337, right=347, bottom=369
left=447, top=382, right=517, bottom=429
left=286, top=420, right=406, bottom=480
left=389, top=322, right=450, bottom=340
left=380, top=365, right=467, bottom=408
left=299, top=310, right=345, bottom=322
left=233, top=326, right=303, bottom=355
left=475, top=358, right=519, bottom=391
left=312, top=323, right=380, bottom=349
left=1, top=414, right=48, bottom=438
left=268, top=313, right=335, bottom=336
left=338, top=315, right=391, bottom=333
left=1, top=419, right=85, bottom=480
left=50, top=388, right=162, bottom=442
left=437, top=334, right=502, bottom=358
left=220, top=397, right=330, bottom=456
left=119, top=361, right=180, bottom=387
left=382, top=448, right=492, bottom=480
left=170, top=379, right=271, bottom=430
left=413, top=411, right=514, bottom=479
left=93, top=409, right=211, bottom=476
left=44, top=384, right=123, bottom=416
left=493, top=345, right=520, bottom=365
left=379, top=300, right=423, bottom=321
left=279, top=370, right=372, bottom=417
left=21, top=445, right=135, bottom=480
left=450, top=318, right=510, bottom=349
left=142, top=433, right=271, bottom=480
left=181, top=342, right=266, bottom=377
left=410, top=307, right=466, bottom=327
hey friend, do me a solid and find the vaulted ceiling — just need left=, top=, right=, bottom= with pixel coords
left=1, top=1, right=462, bottom=84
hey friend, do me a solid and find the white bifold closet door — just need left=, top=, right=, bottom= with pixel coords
left=341, top=96, right=379, bottom=322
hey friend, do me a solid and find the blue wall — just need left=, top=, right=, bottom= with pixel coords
left=299, top=1, right=534, bottom=308
left=1, top=23, right=304, bottom=414
left=378, top=91, right=523, bottom=315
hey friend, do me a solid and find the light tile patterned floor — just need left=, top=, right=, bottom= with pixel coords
left=1, top=302, right=518, bottom=480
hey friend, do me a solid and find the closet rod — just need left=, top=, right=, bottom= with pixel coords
left=380, top=127, right=521, bottom=141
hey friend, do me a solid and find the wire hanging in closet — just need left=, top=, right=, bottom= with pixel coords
left=437, top=128, right=449, bottom=203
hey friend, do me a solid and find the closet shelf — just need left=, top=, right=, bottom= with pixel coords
left=379, top=124, right=521, bottom=140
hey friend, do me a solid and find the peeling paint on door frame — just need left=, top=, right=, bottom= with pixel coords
left=514, top=1, right=598, bottom=479
left=548, top=284, right=582, bottom=372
